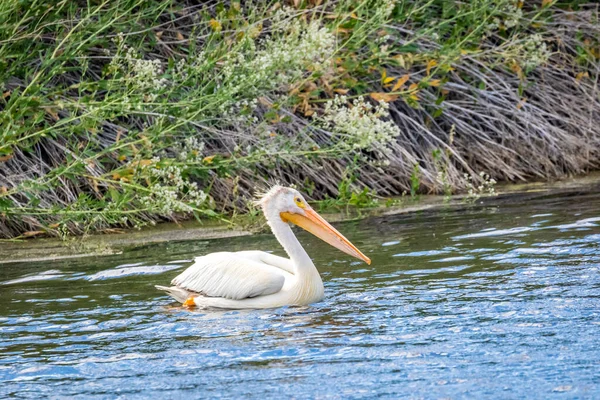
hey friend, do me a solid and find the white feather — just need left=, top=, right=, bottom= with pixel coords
left=168, top=251, right=291, bottom=300
left=154, top=285, right=191, bottom=303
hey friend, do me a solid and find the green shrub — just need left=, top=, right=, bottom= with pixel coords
left=0, top=0, right=598, bottom=237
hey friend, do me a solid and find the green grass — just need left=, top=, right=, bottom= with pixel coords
left=0, top=0, right=599, bottom=238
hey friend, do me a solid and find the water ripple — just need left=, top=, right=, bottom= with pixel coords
left=1, top=192, right=600, bottom=398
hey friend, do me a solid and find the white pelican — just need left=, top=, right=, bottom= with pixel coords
left=156, top=185, right=370, bottom=309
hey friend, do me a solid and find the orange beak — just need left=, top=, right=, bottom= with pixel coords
left=281, top=208, right=371, bottom=265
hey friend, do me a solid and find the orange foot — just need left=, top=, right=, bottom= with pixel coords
left=183, top=297, right=196, bottom=307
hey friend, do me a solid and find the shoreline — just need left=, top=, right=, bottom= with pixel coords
left=2, top=172, right=599, bottom=265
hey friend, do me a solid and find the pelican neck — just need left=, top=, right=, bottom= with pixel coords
left=265, top=210, right=315, bottom=274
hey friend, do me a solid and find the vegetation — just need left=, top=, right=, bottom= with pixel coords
left=1, top=0, right=599, bottom=238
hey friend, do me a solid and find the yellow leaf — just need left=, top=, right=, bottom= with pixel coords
left=258, top=97, right=272, bottom=107
left=393, top=55, right=405, bottom=68
left=0, top=154, right=13, bottom=162
left=429, top=79, right=441, bottom=87
left=334, top=88, right=349, bottom=94
left=510, top=61, right=523, bottom=79
left=392, top=74, right=410, bottom=91
left=101, top=228, right=126, bottom=234
left=209, top=19, right=222, bottom=32
left=249, top=23, right=262, bottom=39
left=176, top=32, right=184, bottom=41
left=575, top=71, right=589, bottom=81
left=542, top=0, right=553, bottom=7
left=203, top=155, right=216, bottom=164
left=409, top=93, right=419, bottom=101
left=370, top=92, right=399, bottom=102
left=22, top=231, right=46, bottom=238
left=426, top=60, right=438, bottom=76
left=408, top=83, right=419, bottom=92
left=383, top=76, right=395, bottom=84
left=46, top=108, right=59, bottom=121
left=380, top=69, right=387, bottom=82
left=516, top=97, right=527, bottom=110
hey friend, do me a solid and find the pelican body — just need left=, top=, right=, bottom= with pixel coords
left=156, top=186, right=370, bottom=309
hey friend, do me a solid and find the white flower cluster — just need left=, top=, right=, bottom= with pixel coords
left=215, top=12, right=336, bottom=124
left=317, top=95, right=400, bottom=154
left=222, top=10, right=336, bottom=92
left=138, top=162, right=207, bottom=215
left=220, top=98, right=260, bottom=125
left=110, top=42, right=168, bottom=102
left=250, top=20, right=334, bottom=79
left=464, top=171, right=497, bottom=202
left=381, top=0, right=397, bottom=18
left=174, top=58, right=188, bottom=79
left=487, top=1, right=523, bottom=32
left=177, top=137, right=206, bottom=161
left=502, top=33, right=550, bottom=71
left=521, top=34, right=550, bottom=69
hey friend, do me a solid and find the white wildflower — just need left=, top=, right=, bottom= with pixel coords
left=315, top=95, right=400, bottom=154
left=137, top=160, right=207, bottom=215
left=464, top=172, right=497, bottom=202
left=176, top=137, right=205, bottom=161
left=219, top=11, right=336, bottom=99
left=109, top=45, right=168, bottom=101
left=381, top=0, right=397, bottom=17
left=521, top=34, right=550, bottom=69
left=485, top=1, right=522, bottom=35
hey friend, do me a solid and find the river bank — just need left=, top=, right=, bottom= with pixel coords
left=1, top=1, right=599, bottom=239
left=2, top=172, right=599, bottom=265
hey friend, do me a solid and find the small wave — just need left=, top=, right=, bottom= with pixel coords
left=86, top=264, right=183, bottom=281
left=2, top=270, right=64, bottom=286
left=452, top=226, right=534, bottom=240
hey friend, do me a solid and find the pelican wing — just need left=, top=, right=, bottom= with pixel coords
left=170, top=251, right=290, bottom=300
left=232, top=250, right=294, bottom=274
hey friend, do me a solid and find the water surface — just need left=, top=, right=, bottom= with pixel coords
left=1, top=191, right=600, bottom=398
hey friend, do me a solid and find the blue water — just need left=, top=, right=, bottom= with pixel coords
left=1, top=191, right=600, bottom=398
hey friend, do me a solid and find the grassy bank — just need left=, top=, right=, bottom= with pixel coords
left=1, top=0, right=599, bottom=238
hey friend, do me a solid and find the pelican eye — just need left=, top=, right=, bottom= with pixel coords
left=294, top=197, right=306, bottom=209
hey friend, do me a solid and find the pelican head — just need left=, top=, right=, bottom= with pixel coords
left=257, top=186, right=371, bottom=265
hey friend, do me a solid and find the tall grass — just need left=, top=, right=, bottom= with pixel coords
left=1, top=0, right=599, bottom=238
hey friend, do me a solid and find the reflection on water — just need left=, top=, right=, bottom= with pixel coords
left=1, top=191, right=600, bottom=398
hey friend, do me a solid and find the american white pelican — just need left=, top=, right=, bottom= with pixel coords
left=156, top=185, right=370, bottom=309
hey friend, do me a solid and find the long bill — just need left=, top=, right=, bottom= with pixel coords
left=281, top=208, right=371, bottom=265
